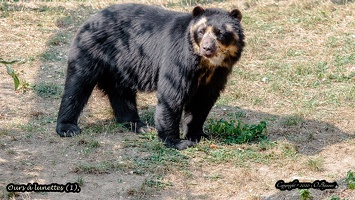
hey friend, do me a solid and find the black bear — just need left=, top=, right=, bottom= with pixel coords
left=56, top=3, right=245, bottom=150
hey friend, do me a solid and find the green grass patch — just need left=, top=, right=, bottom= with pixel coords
left=72, top=160, right=130, bottom=174
left=77, top=136, right=101, bottom=154
left=280, top=115, right=303, bottom=127
left=207, top=119, right=267, bottom=144
left=33, top=82, right=62, bottom=98
left=143, top=178, right=173, bottom=189
left=39, top=50, right=64, bottom=62
left=187, top=139, right=278, bottom=165
left=47, top=31, right=70, bottom=46
left=280, top=142, right=298, bottom=159
left=121, top=132, right=189, bottom=174
left=17, top=122, right=45, bottom=133
left=83, top=120, right=128, bottom=134
left=306, top=157, right=324, bottom=172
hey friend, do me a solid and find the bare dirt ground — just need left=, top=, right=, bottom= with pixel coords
left=0, top=0, right=354, bottom=199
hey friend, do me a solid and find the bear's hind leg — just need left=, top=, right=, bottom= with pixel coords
left=56, top=68, right=98, bottom=137
left=100, top=82, right=151, bottom=133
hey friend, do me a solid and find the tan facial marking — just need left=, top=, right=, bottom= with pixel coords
left=190, top=18, right=206, bottom=54
left=225, top=24, right=234, bottom=32
left=194, top=17, right=207, bottom=28
left=202, top=26, right=216, bottom=40
left=219, top=43, right=238, bottom=57
left=205, top=26, right=213, bottom=33
left=190, top=17, right=208, bottom=54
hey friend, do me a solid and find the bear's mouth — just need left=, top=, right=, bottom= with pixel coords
left=202, top=51, right=215, bottom=58
left=201, top=48, right=217, bottom=58
left=201, top=52, right=226, bottom=67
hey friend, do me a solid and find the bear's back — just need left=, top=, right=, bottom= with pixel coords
left=69, top=4, right=194, bottom=92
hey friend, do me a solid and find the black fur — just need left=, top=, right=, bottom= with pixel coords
left=56, top=3, right=244, bottom=150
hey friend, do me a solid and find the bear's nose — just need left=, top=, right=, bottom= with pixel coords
left=201, top=42, right=216, bottom=57
left=200, top=33, right=217, bottom=58
left=203, top=45, right=212, bottom=51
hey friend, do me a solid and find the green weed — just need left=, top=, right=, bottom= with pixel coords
left=2, top=58, right=20, bottom=90
left=1, top=58, right=29, bottom=91
left=299, top=189, right=313, bottom=200
left=328, top=195, right=341, bottom=200
left=345, top=170, right=355, bottom=189
left=76, top=176, right=84, bottom=186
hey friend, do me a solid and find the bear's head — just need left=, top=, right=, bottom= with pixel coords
left=190, top=6, right=244, bottom=68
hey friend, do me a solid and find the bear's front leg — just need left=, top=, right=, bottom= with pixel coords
left=183, top=67, right=230, bottom=142
left=183, top=88, right=218, bottom=142
left=154, top=67, right=198, bottom=150
left=155, top=101, right=196, bottom=150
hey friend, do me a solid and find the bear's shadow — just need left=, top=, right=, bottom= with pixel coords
left=82, top=103, right=351, bottom=156
left=149, top=104, right=351, bottom=155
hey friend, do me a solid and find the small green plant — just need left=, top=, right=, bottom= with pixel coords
left=299, top=189, right=313, bottom=200
left=345, top=170, right=355, bottom=189
left=143, top=178, right=172, bottom=189
left=76, top=176, right=84, bottom=186
left=208, top=119, right=267, bottom=144
left=307, top=157, right=324, bottom=172
left=281, top=142, right=298, bottom=158
left=329, top=195, right=340, bottom=200
left=2, top=58, right=19, bottom=90
left=1, top=58, right=29, bottom=91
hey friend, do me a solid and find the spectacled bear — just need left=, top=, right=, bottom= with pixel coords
left=56, top=3, right=245, bottom=150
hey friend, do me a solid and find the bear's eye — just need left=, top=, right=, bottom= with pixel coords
left=198, top=28, right=205, bottom=36
left=215, top=29, right=224, bottom=39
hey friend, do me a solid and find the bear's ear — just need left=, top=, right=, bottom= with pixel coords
left=192, top=6, right=205, bottom=17
left=229, top=9, right=242, bottom=22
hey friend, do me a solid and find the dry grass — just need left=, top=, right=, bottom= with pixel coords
left=0, top=0, right=354, bottom=199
